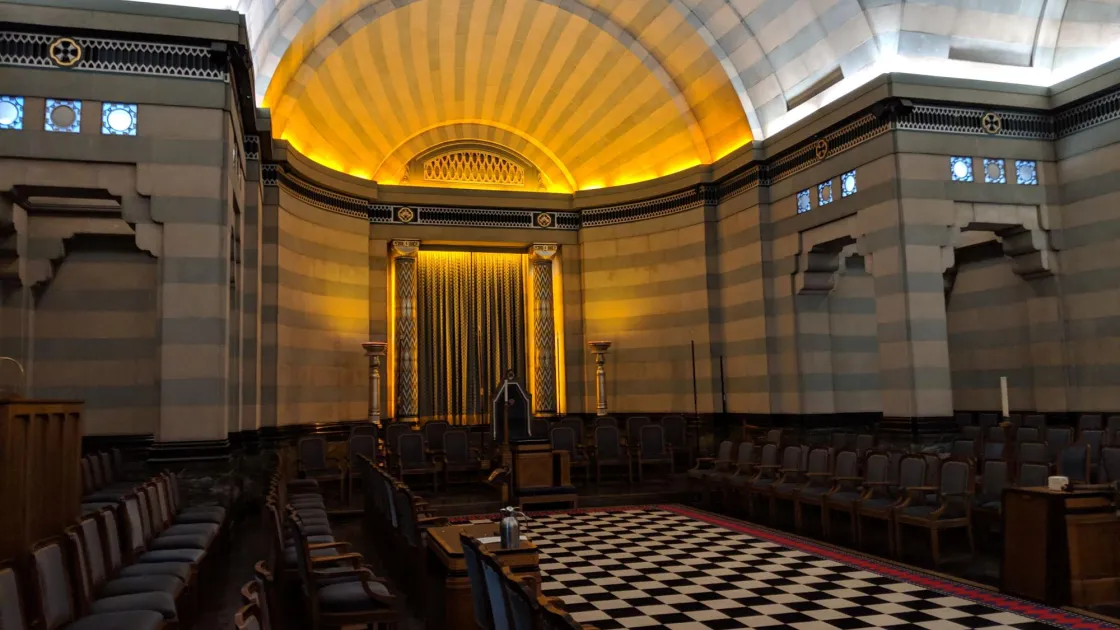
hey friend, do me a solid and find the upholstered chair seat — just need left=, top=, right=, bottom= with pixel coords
left=162, top=522, right=220, bottom=539
left=99, top=575, right=184, bottom=598
left=88, top=591, right=177, bottom=620
left=316, top=580, right=394, bottom=613
left=135, top=548, right=206, bottom=564
left=66, top=610, right=165, bottom=630
left=148, top=533, right=211, bottom=551
left=117, top=562, right=192, bottom=582
left=826, top=490, right=861, bottom=505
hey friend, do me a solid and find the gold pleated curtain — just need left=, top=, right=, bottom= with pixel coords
left=417, top=250, right=526, bottom=424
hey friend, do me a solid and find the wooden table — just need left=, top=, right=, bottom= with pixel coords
left=425, top=522, right=540, bottom=630
left=1002, top=486, right=1115, bottom=606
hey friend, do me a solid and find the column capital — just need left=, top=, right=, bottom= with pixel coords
left=529, top=243, right=558, bottom=261
left=391, top=239, right=420, bottom=257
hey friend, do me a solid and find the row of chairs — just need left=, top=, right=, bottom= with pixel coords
left=260, top=465, right=401, bottom=630
left=80, top=450, right=140, bottom=515
left=0, top=473, right=225, bottom=630
left=549, top=423, right=676, bottom=484
left=461, top=534, right=590, bottom=630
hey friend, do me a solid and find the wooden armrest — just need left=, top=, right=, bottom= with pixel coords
left=865, top=481, right=893, bottom=486
left=780, top=469, right=803, bottom=474
left=308, top=541, right=351, bottom=551
left=834, top=476, right=863, bottom=482
left=755, top=464, right=781, bottom=470
left=906, top=486, right=938, bottom=493
left=310, top=553, right=363, bottom=566
left=806, top=472, right=832, bottom=477
left=942, top=491, right=971, bottom=498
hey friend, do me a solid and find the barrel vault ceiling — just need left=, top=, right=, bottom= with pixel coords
left=144, top=0, right=1120, bottom=191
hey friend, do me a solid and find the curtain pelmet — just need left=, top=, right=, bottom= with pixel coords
left=417, top=251, right=526, bottom=425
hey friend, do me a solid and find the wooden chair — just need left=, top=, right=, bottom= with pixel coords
left=297, top=437, right=345, bottom=497
left=592, top=416, right=617, bottom=430
left=29, top=538, right=168, bottom=630
left=973, top=459, right=1008, bottom=543
left=422, top=420, right=451, bottom=457
left=590, top=425, right=630, bottom=484
left=687, top=439, right=735, bottom=500
left=857, top=453, right=927, bottom=556
left=460, top=534, right=494, bottom=630
left=441, top=429, right=484, bottom=487
left=557, top=417, right=585, bottom=446
left=501, top=565, right=539, bottom=630
left=950, top=440, right=975, bottom=460
left=539, top=598, right=593, bottom=629
left=1018, top=441, right=1049, bottom=466
left=479, top=548, right=512, bottom=630
left=661, top=415, right=690, bottom=466
left=1079, top=414, right=1103, bottom=432
left=529, top=418, right=551, bottom=440
left=1058, top=442, right=1093, bottom=482
left=391, top=485, right=448, bottom=598
left=820, top=450, right=863, bottom=540
left=853, top=434, right=875, bottom=458
left=793, top=447, right=833, bottom=534
left=1099, top=446, right=1120, bottom=483
left=347, top=434, right=378, bottom=503
left=76, top=515, right=189, bottom=616
left=550, top=426, right=589, bottom=484
left=634, top=424, right=674, bottom=482
left=234, top=602, right=264, bottom=630
left=1045, top=426, right=1073, bottom=463
left=768, top=446, right=808, bottom=526
left=624, top=416, right=651, bottom=452
left=1024, top=414, right=1047, bottom=431
left=396, top=432, right=439, bottom=490
left=1016, top=426, right=1041, bottom=443
left=743, top=443, right=781, bottom=520
left=721, top=442, right=757, bottom=507
left=288, top=515, right=399, bottom=630
left=63, top=527, right=180, bottom=624
left=383, top=422, right=413, bottom=468
left=1017, top=461, right=1050, bottom=487
left=894, top=458, right=975, bottom=567
left=0, top=559, right=30, bottom=630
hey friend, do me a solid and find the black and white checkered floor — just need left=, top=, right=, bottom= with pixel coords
left=466, top=505, right=1118, bottom=630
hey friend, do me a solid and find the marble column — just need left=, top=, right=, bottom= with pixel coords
left=392, top=240, right=419, bottom=422
left=530, top=244, right=559, bottom=417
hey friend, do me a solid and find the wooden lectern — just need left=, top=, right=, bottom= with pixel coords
left=488, top=372, right=574, bottom=507
left=0, top=398, right=84, bottom=564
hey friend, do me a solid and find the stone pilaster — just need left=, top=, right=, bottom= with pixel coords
left=392, top=240, right=419, bottom=421
left=530, top=243, right=558, bottom=416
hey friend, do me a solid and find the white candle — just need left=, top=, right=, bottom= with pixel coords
left=1000, top=376, right=1009, bottom=418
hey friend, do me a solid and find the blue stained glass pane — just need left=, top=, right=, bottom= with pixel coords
left=45, top=99, right=81, bottom=133
left=1015, top=160, right=1038, bottom=185
left=797, top=189, right=811, bottom=214
left=0, top=95, right=24, bottom=130
left=983, top=158, right=1006, bottom=184
left=101, top=102, right=137, bottom=136
left=950, top=156, right=973, bottom=182
left=841, top=170, right=857, bottom=197
left=818, top=181, right=834, bottom=206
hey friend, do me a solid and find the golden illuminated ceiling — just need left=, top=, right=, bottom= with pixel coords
left=263, top=0, right=753, bottom=191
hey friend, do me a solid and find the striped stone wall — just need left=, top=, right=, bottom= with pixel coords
left=715, top=195, right=771, bottom=414
left=579, top=207, right=721, bottom=414
left=946, top=253, right=1034, bottom=411
left=273, top=192, right=370, bottom=426
left=829, top=257, right=880, bottom=413
left=31, top=242, right=159, bottom=435
left=1056, top=136, right=1120, bottom=412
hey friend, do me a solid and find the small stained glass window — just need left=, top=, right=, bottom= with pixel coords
left=1015, top=160, right=1038, bottom=185
left=950, top=156, right=973, bottom=182
left=797, top=189, right=811, bottom=214
left=983, top=158, right=1006, bottom=184
left=841, top=170, right=857, bottom=197
left=0, top=96, right=24, bottom=130
left=45, top=99, right=81, bottom=133
left=818, top=180, right=834, bottom=206
left=101, top=102, right=137, bottom=136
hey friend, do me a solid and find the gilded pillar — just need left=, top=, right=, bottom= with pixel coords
left=530, top=244, right=559, bottom=416
left=392, top=240, right=419, bottom=422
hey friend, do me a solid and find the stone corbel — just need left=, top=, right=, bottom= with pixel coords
left=793, top=233, right=857, bottom=296
left=952, top=203, right=1057, bottom=280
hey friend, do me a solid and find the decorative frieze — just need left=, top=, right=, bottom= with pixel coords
left=0, top=31, right=228, bottom=81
